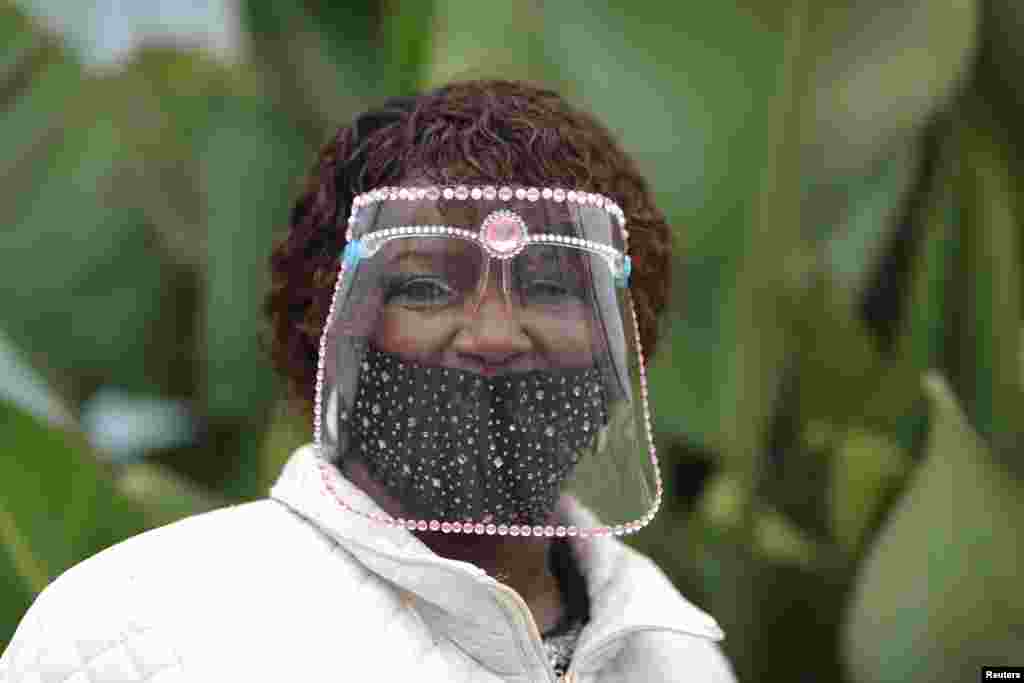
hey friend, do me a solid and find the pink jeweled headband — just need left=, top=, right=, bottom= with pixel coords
left=345, top=185, right=628, bottom=243
left=345, top=209, right=632, bottom=286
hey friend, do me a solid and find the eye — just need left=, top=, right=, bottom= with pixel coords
left=385, top=276, right=457, bottom=306
left=522, top=279, right=582, bottom=302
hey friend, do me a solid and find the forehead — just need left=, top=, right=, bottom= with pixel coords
left=382, top=236, right=479, bottom=264
left=377, top=237, right=590, bottom=278
left=369, top=197, right=579, bottom=231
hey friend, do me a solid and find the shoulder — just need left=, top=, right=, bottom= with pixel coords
left=614, top=547, right=736, bottom=681
left=32, top=499, right=334, bottom=602
left=0, top=500, right=371, bottom=682
left=577, top=533, right=723, bottom=639
left=578, top=537, right=737, bottom=681
left=608, top=629, right=738, bottom=682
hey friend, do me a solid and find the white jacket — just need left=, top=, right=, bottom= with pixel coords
left=1, top=446, right=735, bottom=682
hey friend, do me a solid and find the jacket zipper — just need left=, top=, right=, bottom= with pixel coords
left=489, top=580, right=560, bottom=683
left=488, top=579, right=660, bottom=682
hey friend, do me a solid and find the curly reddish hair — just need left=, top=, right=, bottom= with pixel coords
left=266, top=80, right=673, bottom=411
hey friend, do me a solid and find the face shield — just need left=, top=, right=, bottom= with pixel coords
left=314, top=185, right=661, bottom=539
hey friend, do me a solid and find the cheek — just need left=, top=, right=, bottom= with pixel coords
left=373, top=305, right=602, bottom=365
left=332, top=286, right=388, bottom=339
left=521, top=309, right=598, bottom=361
left=374, top=308, right=454, bottom=356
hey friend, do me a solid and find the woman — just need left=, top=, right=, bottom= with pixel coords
left=1, top=80, right=734, bottom=682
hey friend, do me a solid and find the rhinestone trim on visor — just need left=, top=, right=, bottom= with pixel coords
left=346, top=185, right=629, bottom=246
left=313, top=185, right=660, bottom=538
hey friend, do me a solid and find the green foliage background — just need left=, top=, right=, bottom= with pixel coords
left=1, top=1, right=1021, bottom=680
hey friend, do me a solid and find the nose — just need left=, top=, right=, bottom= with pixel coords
left=451, top=268, right=532, bottom=368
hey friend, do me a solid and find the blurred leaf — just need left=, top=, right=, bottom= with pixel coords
left=829, top=427, right=909, bottom=555
left=843, top=373, right=1024, bottom=681
left=700, top=3, right=816, bottom=674
left=817, top=149, right=917, bottom=283
left=0, top=15, right=78, bottom=227
left=803, top=0, right=976, bottom=180
left=199, top=101, right=307, bottom=425
left=379, top=0, right=436, bottom=96
left=694, top=519, right=848, bottom=682
left=543, top=1, right=777, bottom=227
left=700, top=471, right=747, bottom=532
left=699, top=471, right=819, bottom=566
left=107, top=46, right=260, bottom=271
left=115, top=463, right=227, bottom=529
left=792, top=281, right=916, bottom=429
left=257, top=398, right=311, bottom=493
left=241, top=1, right=386, bottom=143
left=79, top=388, right=198, bottom=462
left=949, top=103, right=1024, bottom=475
left=753, top=506, right=817, bottom=567
left=0, top=520, right=34, bottom=652
left=427, top=0, right=554, bottom=86
left=0, top=330, right=72, bottom=428
left=896, top=159, right=958, bottom=393
left=0, top=399, right=150, bottom=643
left=0, top=26, right=172, bottom=395
left=982, top=0, right=1024, bottom=156
left=0, top=7, right=70, bottom=188
left=749, top=560, right=849, bottom=681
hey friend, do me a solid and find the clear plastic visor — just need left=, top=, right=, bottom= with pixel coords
left=316, top=191, right=660, bottom=538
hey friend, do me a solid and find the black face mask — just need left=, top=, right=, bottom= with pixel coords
left=338, top=347, right=608, bottom=526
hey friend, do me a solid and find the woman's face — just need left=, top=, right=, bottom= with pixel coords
left=371, top=234, right=599, bottom=373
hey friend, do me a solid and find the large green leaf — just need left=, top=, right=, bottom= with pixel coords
left=843, top=373, right=1024, bottom=681
left=949, top=105, right=1024, bottom=473
left=802, top=0, right=975, bottom=184
left=0, top=400, right=150, bottom=646
left=189, top=99, right=309, bottom=498
left=829, top=427, right=909, bottom=555
left=100, top=46, right=261, bottom=273
left=0, top=13, right=172, bottom=396
left=983, top=0, right=1024, bottom=155
left=379, top=0, right=436, bottom=96
left=241, top=1, right=391, bottom=142
left=199, top=100, right=307, bottom=425
left=0, top=116, right=169, bottom=392
left=426, top=0, right=556, bottom=85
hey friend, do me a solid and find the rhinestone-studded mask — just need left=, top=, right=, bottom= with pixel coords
left=340, top=347, right=607, bottom=526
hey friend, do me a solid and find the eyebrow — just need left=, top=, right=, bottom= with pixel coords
left=386, top=248, right=435, bottom=269
left=517, top=246, right=588, bottom=278
left=384, top=239, right=472, bottom=268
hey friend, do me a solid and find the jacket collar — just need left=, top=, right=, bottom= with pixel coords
left=271, top=446, right=723, bottom=675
